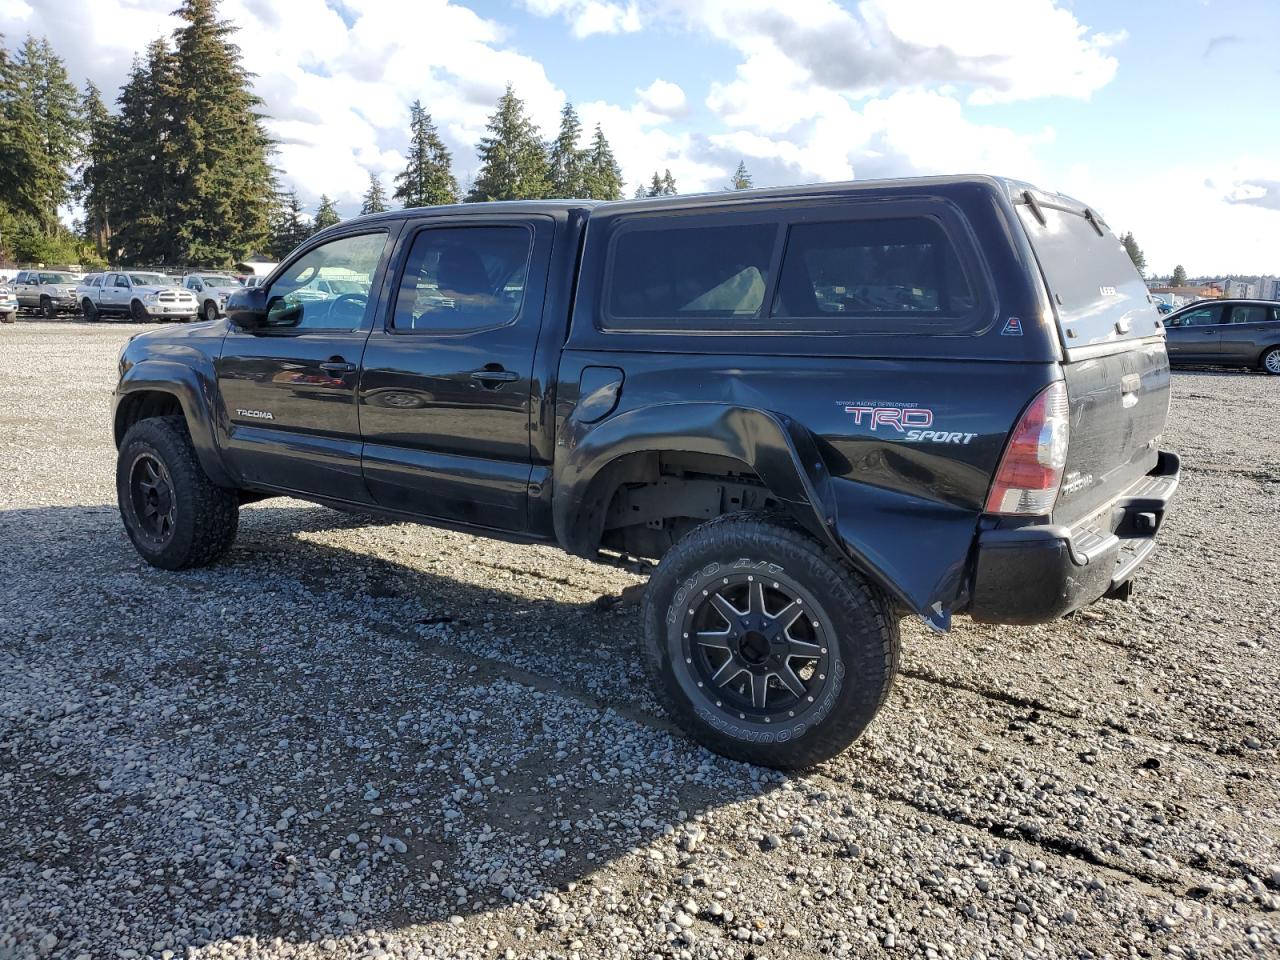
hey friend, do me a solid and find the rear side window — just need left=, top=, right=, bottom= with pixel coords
left=1228, top=305, right=1267, bottom=324
left=392, top=225, right=532, bottom=333
left=605, top=221, right=776, bottom=325
left=773, top=218, right=975, bottom=321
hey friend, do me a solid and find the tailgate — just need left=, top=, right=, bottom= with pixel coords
left=1054, top=339, right=1169, bottom=526
left=1011, top=186, right=1171, bottom=527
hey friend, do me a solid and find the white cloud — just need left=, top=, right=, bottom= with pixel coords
left=1063, top=159, right=1280, bottom=276
left=521, top=0, right=640, bottom=38
left=635, top=78, right=687, bottom=117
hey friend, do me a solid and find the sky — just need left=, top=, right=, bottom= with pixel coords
left=2, top=0, right=1278, bottom=275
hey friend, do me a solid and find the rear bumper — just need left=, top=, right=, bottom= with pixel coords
left=967, top=451, right=1180, bottom=625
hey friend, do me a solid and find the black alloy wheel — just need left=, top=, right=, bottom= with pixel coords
left=642, top=513, right=900, bottom=769
left=679, top=573, right=831, bottom=721
left=128, top=452, right=177, bottom=546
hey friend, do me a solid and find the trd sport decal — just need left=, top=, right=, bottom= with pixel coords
left=836, top=401, right=974, bottom=444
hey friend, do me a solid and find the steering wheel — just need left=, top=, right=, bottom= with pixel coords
left=325, top=292, right=368, bottom=324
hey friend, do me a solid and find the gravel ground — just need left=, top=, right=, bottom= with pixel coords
left=1, top=319, right=1277, bottom=960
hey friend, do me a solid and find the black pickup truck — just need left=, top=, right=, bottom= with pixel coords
left=113, top=176, right=1179, bottom=768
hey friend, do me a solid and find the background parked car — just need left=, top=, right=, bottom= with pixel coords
left=182, top=273, right=241, bottom=322
left=14, top=269, right=82, bottom=317
left=0, top=282, right=17, bottom=323
left=1163, top=299, right=1280, bottom=373
left=80, top=271, right=198, bottom=322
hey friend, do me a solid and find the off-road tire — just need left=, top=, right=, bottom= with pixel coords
left=1262, top=346, right=1280, bottom=376
left=641, top=513, right=900, bottom=769
left=204, top=299, right=219, bottom=323
left=130, top=299, right=149, bottom=322
left=40, top=296, right=55, bottom=319
left=117, top=415, right=239, bottom=570
left=82, top=298, right=98, bottom=322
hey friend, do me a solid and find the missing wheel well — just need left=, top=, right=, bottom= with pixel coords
left=599, top=451, right=779, bottom=560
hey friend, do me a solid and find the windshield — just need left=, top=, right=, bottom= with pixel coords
left=39, top=272, right=75, bottom=284
left=129, top=273, right=174, bottom=287
left=201, top=275, right=236, bottom=287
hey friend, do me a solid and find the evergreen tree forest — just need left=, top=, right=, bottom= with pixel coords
left=1, top=3, right=721, bottom=269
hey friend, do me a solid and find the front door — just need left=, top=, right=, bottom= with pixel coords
left=1219, top=303, right=1275, bottom=365
left=1164, top=304, right=1223, bottom=362
left=357, top=216, right=554, bottom=531
left=216, top=229, right=395, bottom=503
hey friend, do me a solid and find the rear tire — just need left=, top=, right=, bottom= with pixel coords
left=40, top=296, right=55, bottom=319
left=82, top=298, right=98, bottom=322
left=117, top=415, right=239, bottom=570
left=130, top=299, right=149, bottom=322
left=641, top=513, right=899, bottom=769
left=1262, top=346, right=1280, bottom=376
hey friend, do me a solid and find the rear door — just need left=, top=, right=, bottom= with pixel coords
left=357, top=215, right=554, bottom=532
left=1219, top=303, right=1272, bottom=365
left=215, top=228, right=395, bottom=503
left=1014, top=192, right=1169, bottom=527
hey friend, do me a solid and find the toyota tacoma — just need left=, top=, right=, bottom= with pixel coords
left=112, top=176, right=1180, bottom=768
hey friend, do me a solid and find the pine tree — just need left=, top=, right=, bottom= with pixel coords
left=165, top=0, right=275, bottom=266
left=360, top=171, right=388, bottom=215
left=77, top=81, right=116, bottom=257
left=646, top=171, right=664, bottom=198
left=582, top=125, right=623, bottom=200
left=1121, top=231, right=1146, bottom=276
left=633, top=183, right=647, bottom=199
left=730, top=160, right=752, bottom=190
left=268, top=189, right=308, bottom=258
left=548, top=102, right=585, bottom=197
left=1171, top=264, right=1188, bottom=287
left=109, top=39, right=176, bottom=265
left=467, top=84, right=550, bottom=202
left=11, top=36, right=83, bottom=233
left=0, top=35, right=45, bottom=233
left=313, top=194, right=340, bottom=232
left=393, top=100, right=458, bottom=208
left=661, top=169, right=677, bottom=195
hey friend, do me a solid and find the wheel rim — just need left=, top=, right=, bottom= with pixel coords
left=206, top=301, right=217, bottom=322
left=677, top=573, right=833, bottom=723
left=1266, top=350, right=1280, bottom=374
left=129, top=453, right=177, bottom=545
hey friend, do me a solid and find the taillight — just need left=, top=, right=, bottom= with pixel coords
left=985, top=381, right=1070, bottom=515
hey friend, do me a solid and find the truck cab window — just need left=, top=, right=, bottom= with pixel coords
left=392, top=226, right=531, bottom=332
left=267, top=231, right=386, bottom=330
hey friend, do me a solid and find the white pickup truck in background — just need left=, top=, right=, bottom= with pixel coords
left=78, top=271, right=199, bottom=322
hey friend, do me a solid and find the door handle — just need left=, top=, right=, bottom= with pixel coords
left=471, top=368, right=519, bottom=385
left=320, top=360, right=355, bottom=373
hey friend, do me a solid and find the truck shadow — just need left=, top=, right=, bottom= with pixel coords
left=0, top=502, right=787, bottom=953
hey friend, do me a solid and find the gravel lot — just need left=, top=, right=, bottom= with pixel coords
left=1, top=320, right=1277, bottom=960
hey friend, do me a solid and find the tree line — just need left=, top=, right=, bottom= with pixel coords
left=0, top=0, right=759, bottom=271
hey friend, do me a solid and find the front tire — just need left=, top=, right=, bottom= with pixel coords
left=40, top=296, right=55, bottom=319
left=82, top=298, right=98, bottom=322
left=117, top=416, right=239, bottom=569
left=642, top=514, right=899, bottom=769
left=204, top=299, right=219, bottom=322
left=1262, top=346, right=1280, bottom=376
left=130, top=299, right=149, bottom=322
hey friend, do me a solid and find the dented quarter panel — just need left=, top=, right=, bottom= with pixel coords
left=555, top=351, right=1058, bottom=617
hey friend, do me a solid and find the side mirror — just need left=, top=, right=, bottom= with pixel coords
left=225, top=286, right=268, bottom=329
